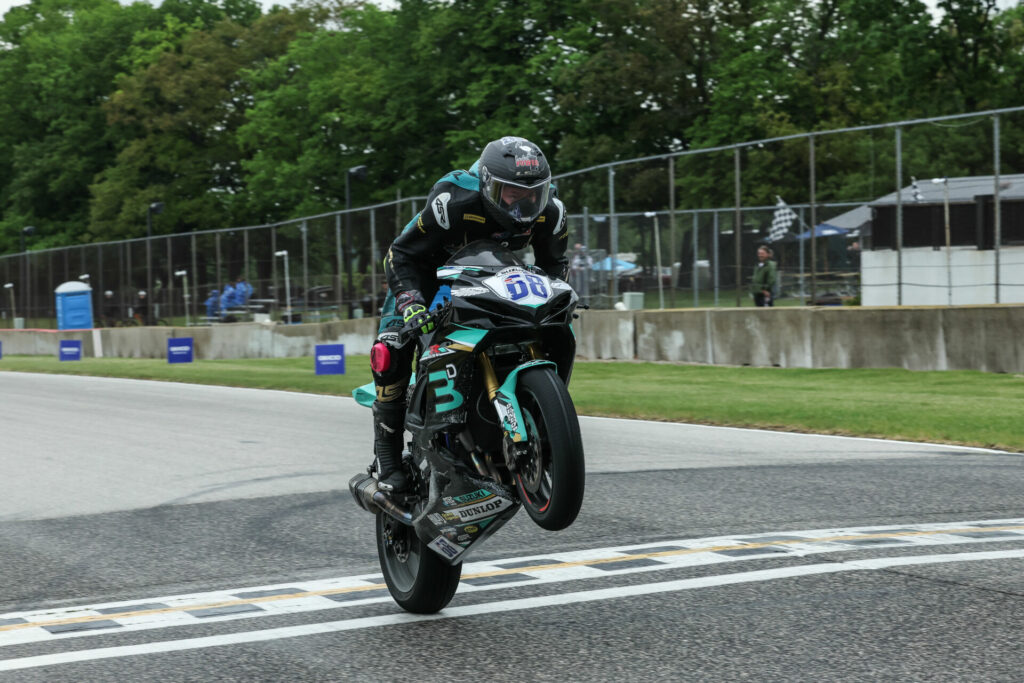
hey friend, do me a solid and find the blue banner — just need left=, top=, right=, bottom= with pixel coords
left=167, top=337, right=194, bottom=364
left=315, top=344, right=345, bottom=375
left=59, top=339, right=82, bottom=361
left=0, top=340, right=3, bottom=359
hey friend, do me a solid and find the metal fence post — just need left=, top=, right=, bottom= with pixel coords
left=895, top=126, right=903, bottom=306
left=215, top=233, right=222, bottom=293
left=994, top=115, right=1001, bottom=303
left=190, top=233, right=198, bottom=322
left=692, top=212, right=698, bottom=308
left=799, top=207, right=807, bottom=304
left=809, top=135, right=817, bottom=305
left=270, top=225, right=277, bottom=315
left=668, top=157, right=676, bottom=302
left=582, top=205, right=589, bottom=248
left=713, top=210, right=720, bottom=307
left=301, top=219, right=309, bottom=310
left=370, top=209, right=378, bottom=316
left=734, top=148, right=742, bottom=307
left=609, top=166, right=618, bottom=301
left=335, top=213, right=343, bottom=313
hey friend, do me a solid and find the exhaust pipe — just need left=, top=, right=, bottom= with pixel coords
left=348, top=473, right=414, bottom=525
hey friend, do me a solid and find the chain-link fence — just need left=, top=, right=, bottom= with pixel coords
left=4, top=107, right=1024, bottom=327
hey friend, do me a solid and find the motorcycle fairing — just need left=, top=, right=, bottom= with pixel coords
left=494, top=359, right=556, bottom=443
left=413, top=453, right=520, bottom=566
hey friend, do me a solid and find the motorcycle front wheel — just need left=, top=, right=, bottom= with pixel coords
left=515, top=366, right=586, bottom=531
left=376, top=513, right=461, bottom=614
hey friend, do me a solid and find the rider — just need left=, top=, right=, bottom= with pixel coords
left=369, top=136, right=570, bottom=493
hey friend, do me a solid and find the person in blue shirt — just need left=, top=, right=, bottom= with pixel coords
left=219, top=282, right=238, bottom=312
left=204, top=289, right=220, bottom=319
left=236, top=278, right=253, bottom=306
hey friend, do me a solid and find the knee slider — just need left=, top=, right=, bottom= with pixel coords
left=371, top=329, right=411, bottom=387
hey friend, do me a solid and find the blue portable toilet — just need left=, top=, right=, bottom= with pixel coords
left=55, top=281, right=94, bottom=330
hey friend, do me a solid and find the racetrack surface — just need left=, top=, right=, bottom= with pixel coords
left=1, top=372, right=1022, bottom=680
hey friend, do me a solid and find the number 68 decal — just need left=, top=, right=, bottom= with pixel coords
left=483, top=268, right=553, bottom=306
left=504, top=272, right=548, bottom=301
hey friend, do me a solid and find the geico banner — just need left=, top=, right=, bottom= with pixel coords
left=315, top=343, right=345, bottom=375
left=59, top=339, right=82, bottom=361
left=167, top=337, right=194, bottom=364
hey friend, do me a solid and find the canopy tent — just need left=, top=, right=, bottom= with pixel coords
left=795, top=224, right=851, bottom=240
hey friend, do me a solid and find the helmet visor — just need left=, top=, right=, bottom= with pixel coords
left=483, top=175, right=551, bottom=224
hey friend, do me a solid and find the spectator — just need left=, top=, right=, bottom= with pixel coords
left=101, top=290, right=118, bottom=327
left=236, top=277, right=253, bottom=306
left=750, top=245, right=777, bottom=307
left=204, top=289, right=220, bottom=319
left=134, top=290, right=150, bottom=323
left=219, top=281, right=239, bottom=322
left=220, top=281, right=238, bottom=312
left=847, top=240, right=862, bottom=271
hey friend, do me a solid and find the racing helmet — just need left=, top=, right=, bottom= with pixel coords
left=477, top=136, right=551, bottom=230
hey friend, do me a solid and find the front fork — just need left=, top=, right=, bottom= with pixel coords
left=477, top=348, right=550, bottom=470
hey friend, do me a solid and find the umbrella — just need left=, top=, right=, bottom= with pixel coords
left=591, top=256, right=642, bottom=275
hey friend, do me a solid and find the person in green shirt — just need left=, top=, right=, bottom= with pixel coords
left=750, top=245, right=778, bottom=307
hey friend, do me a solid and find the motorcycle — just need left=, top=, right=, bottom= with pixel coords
left=349, top=240, right=585, bottom=614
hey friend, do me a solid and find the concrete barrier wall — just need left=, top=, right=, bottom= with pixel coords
left=2, top=306, right=1022, bottom=373
left=589, top=305, right=1024, bottom=373
left=0, top=319, right=378, bottom=361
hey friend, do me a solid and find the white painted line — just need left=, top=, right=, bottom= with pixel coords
left=2, top=548, right=1022, bottom=672
left=3, top=517, right=1022, bottom=647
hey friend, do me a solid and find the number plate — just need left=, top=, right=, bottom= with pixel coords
left=482, top=267, right=552, bottom=307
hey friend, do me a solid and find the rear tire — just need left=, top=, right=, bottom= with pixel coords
left=376, top=513, right=461, bottom=614
left=514, top=367, right=585, bottom=531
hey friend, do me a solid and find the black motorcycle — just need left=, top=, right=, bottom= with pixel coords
left=349, top=240, right=585, bottom=613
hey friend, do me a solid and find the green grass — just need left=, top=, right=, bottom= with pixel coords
left=2, top=355, right=1021, bottom=453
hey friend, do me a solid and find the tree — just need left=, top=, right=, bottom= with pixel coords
left=0, top=0, right=161, bottom=251
left=89, top=6, right=311, bottom=239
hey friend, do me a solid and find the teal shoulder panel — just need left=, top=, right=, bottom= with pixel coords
left=437, top=168, right=479, bottom=192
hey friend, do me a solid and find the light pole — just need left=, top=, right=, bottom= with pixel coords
left=644, top=212, right=665, bottom=309
left=20, top=226, right=35, bottom=324
left=3, top=282, right=14, bottom=326
left=275, top=250, right=291, bottom=323
left=345, top=165, right=368, bottom=318
left=174, top=270, right=189, bottom=327
left=146, top=202, right=163, bottom=319
left=931, top=177, right=952, bottom=306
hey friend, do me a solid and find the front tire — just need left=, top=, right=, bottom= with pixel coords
left=376, top=513, right=461, bottom=614
left=515, top=367, right=585, bottom=531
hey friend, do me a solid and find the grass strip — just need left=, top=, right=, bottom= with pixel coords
left=2, top=355, right=1021, bottom=453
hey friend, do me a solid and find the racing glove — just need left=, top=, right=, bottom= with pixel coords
left=402, top=303, right=434, bottom=336
left=396, top=290, right=433, bottom=336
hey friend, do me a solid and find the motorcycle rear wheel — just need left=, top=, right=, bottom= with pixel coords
left=376, top=513, right=461, bottom=614
left=515, top=367, right=585, bottom=531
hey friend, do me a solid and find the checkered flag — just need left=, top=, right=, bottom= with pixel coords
left=769, top=196, right=797, bottom=242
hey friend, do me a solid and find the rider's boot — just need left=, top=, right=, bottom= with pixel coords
left=373, top=400, right=409, bottom=493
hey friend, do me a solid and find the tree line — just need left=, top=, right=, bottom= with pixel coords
left=2, top=0, right=1023, bottom=254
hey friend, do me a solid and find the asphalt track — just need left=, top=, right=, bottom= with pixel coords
left=1, top=372, right=1022, bottom=681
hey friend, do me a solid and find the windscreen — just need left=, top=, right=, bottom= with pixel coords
left=447, top=240, right=525, bottom=268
